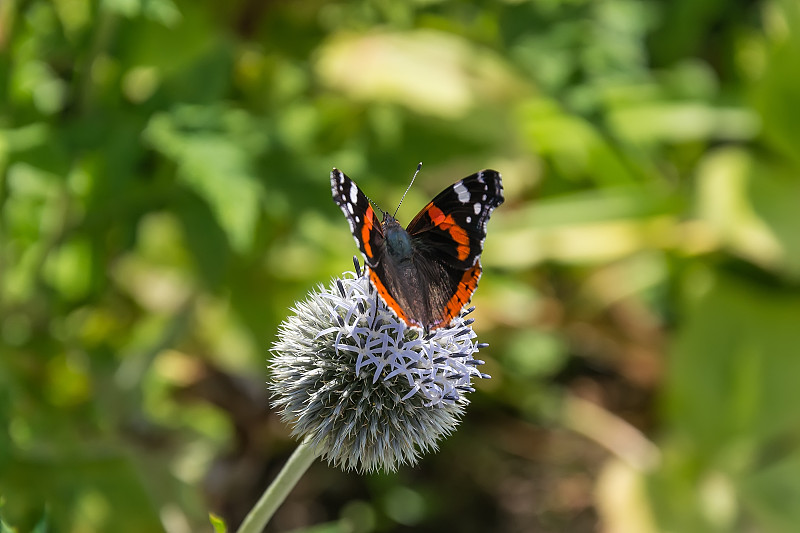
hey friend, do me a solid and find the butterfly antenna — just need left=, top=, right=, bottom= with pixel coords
left=366, top=193, right=386, bottom=218
left=393, top=162, right=422, bottom=218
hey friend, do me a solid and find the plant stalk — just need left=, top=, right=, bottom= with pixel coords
left=235, top=440, right=318, bottom=533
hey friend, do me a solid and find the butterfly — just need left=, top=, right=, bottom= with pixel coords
left=331, top=166, right=504, bottom=331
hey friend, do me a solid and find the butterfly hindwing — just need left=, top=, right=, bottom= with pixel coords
left=369, top=250, right=483, bottom=330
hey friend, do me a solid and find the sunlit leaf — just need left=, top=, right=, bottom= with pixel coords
left=316, top=30, right=521, bottom=118
left=694, top=148, right=784, bottom=271
left=209, top=512, right=227, bottom=533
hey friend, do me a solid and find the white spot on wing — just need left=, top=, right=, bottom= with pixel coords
left=473, top=202, right=482, bottom=215
left=349, top=182, right=358, bottom=205
left=466, top=216, right=472, bottom=223
left=453, top=181, right=470, bottom=203
left=347, top=203, right=354, bottom=215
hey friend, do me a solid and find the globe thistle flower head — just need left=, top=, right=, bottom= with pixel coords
left=269, top=258, right=490, bottom=473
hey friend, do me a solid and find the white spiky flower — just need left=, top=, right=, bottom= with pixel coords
left=268, top=259, right=490, bottom=473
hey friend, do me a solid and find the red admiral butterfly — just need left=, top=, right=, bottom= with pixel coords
left=331, top=166, right=504, bottom=331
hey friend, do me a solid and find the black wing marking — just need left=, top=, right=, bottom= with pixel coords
left=330, top=168, right=384, bottom=267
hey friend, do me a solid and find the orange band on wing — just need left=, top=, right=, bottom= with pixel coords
left=368, top=268, right=415, bottom=327
left=426, top=205, right=470, bottom=261
left=361, top=207, right=375, bottom=258
left=433, top=262, right=482, bottom=330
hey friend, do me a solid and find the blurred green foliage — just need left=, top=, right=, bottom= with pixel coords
left=2, top=0, right=800, bottom=531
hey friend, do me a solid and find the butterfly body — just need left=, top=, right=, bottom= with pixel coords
left=383, top=217, right=414, bottom=262
left=331, top=168, right=503, bottom=331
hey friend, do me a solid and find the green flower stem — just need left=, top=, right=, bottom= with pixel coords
left=236, top=440, right=318, bottom=533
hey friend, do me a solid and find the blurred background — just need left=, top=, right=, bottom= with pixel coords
left=2, top=0, right=800, bottom=531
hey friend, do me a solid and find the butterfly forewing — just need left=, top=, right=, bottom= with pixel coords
left=406, top=170, right=504, bottom=269
left=331, top=168, right=383, bottom=268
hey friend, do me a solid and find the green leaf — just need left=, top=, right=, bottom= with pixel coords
left=143, top=105, right=266, bottom=254
left=43, top=237, right=94, bottom=302
left=748, top=160, right=800, bottom=279
left=753, top=1, right=800, bottom=169
left=668, top=270, right=800, bottom=451
left=742, top=449, right=800, bottom=533
left=209, top=512, right=228, bottom=533
left=0, top=518, right=15, bottom=533
left=654, top=268, right=800, bottom=531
